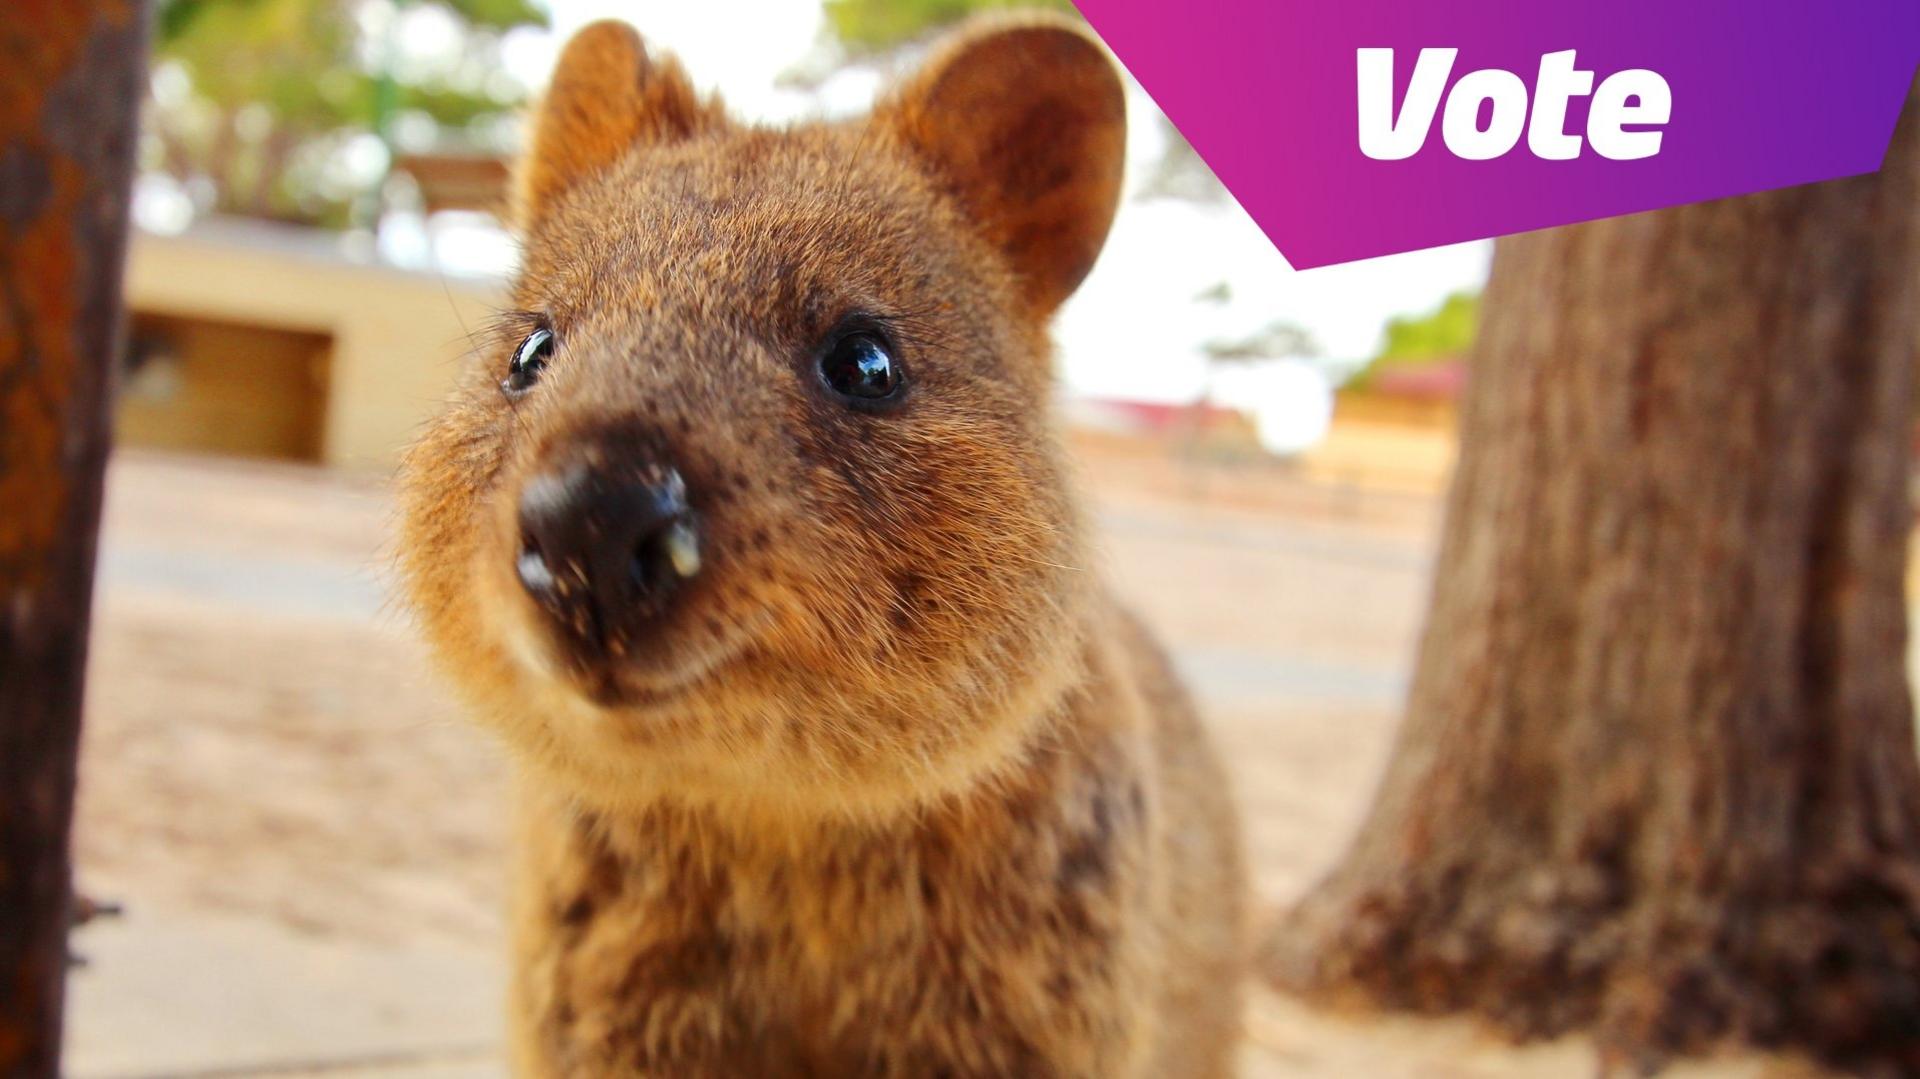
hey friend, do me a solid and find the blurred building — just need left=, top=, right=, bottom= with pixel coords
left=1338, top=357, right=1466, bottom=429
left=121, top=217, right=502, bottom=470
left=1067, top=397, right=1264, bottom=452
left=1296, top=356, right=1465, bottom=494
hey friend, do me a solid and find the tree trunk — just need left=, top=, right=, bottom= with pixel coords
left=1271, top=80, right=1920, bottom=1073
left=0, top=2, right=146, bottom=1073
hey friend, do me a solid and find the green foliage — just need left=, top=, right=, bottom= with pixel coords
left=1350, top=290, right=1480, bottom=388
left=436, top=0, right=548, bottom=31
left=149, top=0, right=544, bottom=228
left=1379, top=289, right=1479, bottom=361
left=160, top=0, right=542, bottom=39
left=823, top=0, right=1078, bottom=51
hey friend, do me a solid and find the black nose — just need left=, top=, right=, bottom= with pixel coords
left=515, top=461, right=700, bottom=642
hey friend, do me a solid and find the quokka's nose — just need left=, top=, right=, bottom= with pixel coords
left=515, top=461, right=700, bottom=639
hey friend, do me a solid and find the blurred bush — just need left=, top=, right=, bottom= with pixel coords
left=148, top=0, right=545, bottom=228
left=1349, top=290, right=1480, bottom=389
left=823, top=0, right=1076, bottom=51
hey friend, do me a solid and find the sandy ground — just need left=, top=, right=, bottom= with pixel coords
left=63, top=444, right=1816, bottom=1077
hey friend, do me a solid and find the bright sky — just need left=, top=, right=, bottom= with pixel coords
left=486, top=1, right=1491, bottom=429
left=502, top=1, right=830, bottom=118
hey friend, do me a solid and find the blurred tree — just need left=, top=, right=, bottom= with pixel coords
left=1135, top=115, right=1227, bottom=203
left=1185, top=286, right=1320, bottom=455
left=148, top=0, right=543, bottom=227
left=1202, top=319, right=1320, bottom=365
left=1193, top=282, right=1321, bottom=377
left=823, top=0, right=1075, bottom=51
left=1347, top=289, right=1478, bottom=389
left=1272, top=78, right=1920, bottom=1073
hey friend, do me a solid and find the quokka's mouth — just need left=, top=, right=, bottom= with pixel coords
left=540, top=605, right=778, bottom=714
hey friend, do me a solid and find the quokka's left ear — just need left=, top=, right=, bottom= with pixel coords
left=881, top=15, right=1127, bottom=315
left=513, top=20, right=727, bottom=230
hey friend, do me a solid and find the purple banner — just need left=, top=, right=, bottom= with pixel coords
left=1073, top=2, right=1920, bottom=268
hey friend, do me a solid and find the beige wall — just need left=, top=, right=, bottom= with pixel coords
left=120, top=311, right=331, bottom=460
left=124, top=221, right=505, bottom=471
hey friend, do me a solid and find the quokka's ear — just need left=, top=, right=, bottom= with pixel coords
left=513, top=20, right=726, bottom=229
left=882, top=16, right=1126, bottom=315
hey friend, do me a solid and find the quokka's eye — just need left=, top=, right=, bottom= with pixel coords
left=502, top=327, right=555, bottom=397
left=818, top=330, right=903, bottom=407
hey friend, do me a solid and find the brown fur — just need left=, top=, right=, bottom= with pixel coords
left=398, top=14, right=1245, bottom=1076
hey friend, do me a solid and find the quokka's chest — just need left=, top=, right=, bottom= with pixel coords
left=518, top=825, right=1158, bottom=1079
left=534, top=799, right=1151, bottom=969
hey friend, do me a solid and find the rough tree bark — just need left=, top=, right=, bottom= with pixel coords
left=1271, top=80, right=1920, bottom=1073
left=0, top=2, right=145, bottom=1074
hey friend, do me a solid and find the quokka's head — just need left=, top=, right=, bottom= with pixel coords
left=398, top=15, right=1126, bottom=819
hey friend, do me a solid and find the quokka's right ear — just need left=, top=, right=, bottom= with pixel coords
left=881, top=16, right=1127, bottom=316
left=513, top=21, right=726, bottom=230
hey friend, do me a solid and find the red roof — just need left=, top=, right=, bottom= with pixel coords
left=1370, top=357, right=1467, bottom=401
left=1077, top=398, right=1243, bottom=432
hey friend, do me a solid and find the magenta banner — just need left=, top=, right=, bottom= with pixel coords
left=1072, top=2, right=1920, bottom=268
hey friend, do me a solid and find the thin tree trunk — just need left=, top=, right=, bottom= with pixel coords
left=1272, top=80, right=1920, bottom=1073
left=0, top=2, right=146, bottom=1073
